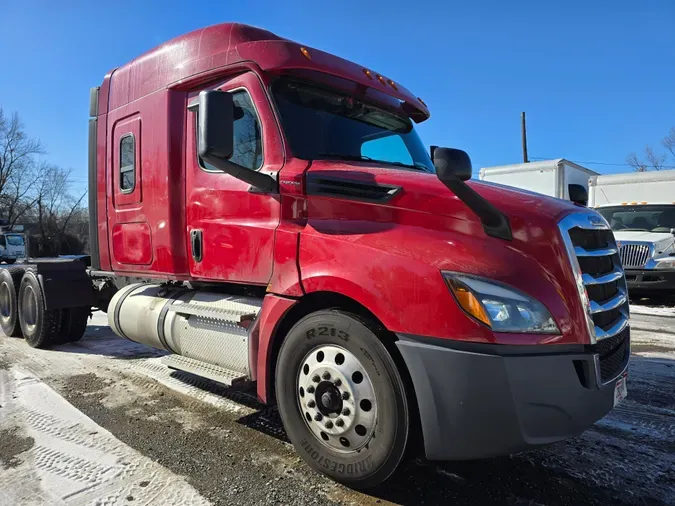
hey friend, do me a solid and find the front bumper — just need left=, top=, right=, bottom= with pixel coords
left=396, top=332, right=629, bottom=461
left=625, top=268, right=675, bottom=291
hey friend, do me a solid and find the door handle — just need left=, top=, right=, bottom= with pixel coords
left=190, top=229, right=203, bottom=262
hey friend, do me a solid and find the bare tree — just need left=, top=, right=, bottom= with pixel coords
left=30, top=165, right=87, bottom=256
left=0, top=109, right=44, bottom=221
left=627, top=128, right=675, bottom=171
left=662, top=127, right=675, bottom=161
left=626, top=152, right=648, bottom=172
left=0, top=107, right=88, bottom=256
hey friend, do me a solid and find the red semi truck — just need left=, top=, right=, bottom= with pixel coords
left=0, top=23, right=630, bottom=488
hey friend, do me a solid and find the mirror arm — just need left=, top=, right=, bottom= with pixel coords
left=200, top=153, right=277, bottom=193
left=439, top=177, right=512, bottom=241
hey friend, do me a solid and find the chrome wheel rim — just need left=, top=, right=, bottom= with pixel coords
left=0, top=282, right=11, bottom=323
left=297, top=345, right=378, bottom=453
left=21, top=285, right=37, bottom=333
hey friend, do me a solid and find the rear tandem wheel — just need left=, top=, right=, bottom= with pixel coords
left=18, top=270, right=62, bottom=348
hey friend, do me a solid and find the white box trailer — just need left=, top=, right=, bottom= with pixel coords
left=479, top=159, right=598, bottom=205
left=589, top=170, right=675, bottom=293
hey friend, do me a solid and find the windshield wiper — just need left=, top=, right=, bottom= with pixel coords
left=316, top=153, right=428, bottom=171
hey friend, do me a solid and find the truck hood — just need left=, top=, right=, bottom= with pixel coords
left=303, top=161, right=593, bottom=344
left=613, top=230, right=674, bottom=245
left=305, top=161, right=580, bottom=227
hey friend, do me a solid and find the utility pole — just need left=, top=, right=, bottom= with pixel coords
left=521, top=112, right=529, bottom=163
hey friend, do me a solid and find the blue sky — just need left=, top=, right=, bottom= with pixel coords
left=1, top=1, right=674, bottom=195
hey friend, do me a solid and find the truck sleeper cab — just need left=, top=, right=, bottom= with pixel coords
left=0, top=23, right=630, bottom=489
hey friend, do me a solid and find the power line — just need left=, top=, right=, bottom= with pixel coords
left=530, top=156, right=675, bottom=169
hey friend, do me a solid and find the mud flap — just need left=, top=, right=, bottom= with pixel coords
left=34, top=260, right=96, bottom=310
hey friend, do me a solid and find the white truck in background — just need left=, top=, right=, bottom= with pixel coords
left=589, top=170, right=675, bottom=294
left=0, top=222, right=26, bottom=264
left=479, top=159, right=598, bottom=206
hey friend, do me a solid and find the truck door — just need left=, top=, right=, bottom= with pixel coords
left=185, top=72, right=283, bottom=284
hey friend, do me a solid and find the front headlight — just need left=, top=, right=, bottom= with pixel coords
left=442, top=272, right=559, bottom=334
left=654, top=257, right=675, bottom=270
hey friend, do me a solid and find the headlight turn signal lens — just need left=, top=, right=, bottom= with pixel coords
left=443, top=272, right=559, bottom=334
left=445, top=277, right=491, bottom=327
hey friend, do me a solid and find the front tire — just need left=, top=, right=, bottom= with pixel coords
left=275, top=310, right=409, bottom=489
left=18, top=271, right=62, bottom=348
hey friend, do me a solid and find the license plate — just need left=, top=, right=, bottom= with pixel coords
left=613, top=372, right=628, bottom=407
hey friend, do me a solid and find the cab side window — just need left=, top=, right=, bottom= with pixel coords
left=200, top=90, right=263, bottom=171
left=120, top=134, right=136, bottom=192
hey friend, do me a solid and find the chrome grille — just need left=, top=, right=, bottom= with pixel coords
left=558, top=214, right=630, bottom=345
left=618, top=243, right=651, bottom=269
left=559, top=213, right=631, bottom=385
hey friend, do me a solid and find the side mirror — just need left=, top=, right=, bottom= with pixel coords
left=432, top=147, right=472, bottom=182
left=568, top=184, right=588, bottom=207
left=670, top=228, right=675, bottom=236
left=431, top=146, right=511, bottom=241
left=198, top=89, right=234, bottom=162
left=197, top=90, right=276, bottom=193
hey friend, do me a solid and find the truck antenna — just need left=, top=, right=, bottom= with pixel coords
left=521, top=112, right=529, bottom=163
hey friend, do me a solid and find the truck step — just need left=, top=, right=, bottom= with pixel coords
left=162, top=355, right=247, bottom=387
left=167, top=303, right=254, bottom=327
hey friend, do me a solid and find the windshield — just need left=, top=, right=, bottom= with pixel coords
left=272, top=79, right=435, bottom=172
left=6, top=235, right=24, bottom=246
left=597, top=205, right=675, bottom=232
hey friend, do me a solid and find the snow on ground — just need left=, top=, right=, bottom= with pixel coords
left=630, top=303, right=675, bottom=318
left=0, top=367, right=211, bottom=506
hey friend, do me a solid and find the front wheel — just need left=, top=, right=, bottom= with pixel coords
left=275, top=310, right=410, bottom=489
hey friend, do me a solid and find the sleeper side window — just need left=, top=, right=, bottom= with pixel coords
left=120, top=134, right=135, bottom=192
left=200, top=90, right=263, bottom=171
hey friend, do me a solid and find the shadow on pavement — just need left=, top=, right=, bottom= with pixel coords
left=630, top=293, right=675, bottom=307
left=160, top=371, right=649, bottom=506
left=51, top=326, right=168, bottom=360
left=164, top=368, right=292, bottom=443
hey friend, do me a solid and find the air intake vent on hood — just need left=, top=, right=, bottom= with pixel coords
left=306, top=175, right=401, bottom=203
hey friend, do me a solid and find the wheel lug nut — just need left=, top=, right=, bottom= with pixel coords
left=341, top=391, right=350, bottom=400
left=325, top=420, right=334, bottom=429
left=322, top=371, right=331, bottom=380
left=334, top=379, right=342, bottom=387
left=307, top=400, right=316, bottom=408
left=342, top=408, right=350, bottom=416
left=307, top=385, right=315, bottom=394
left=314, top=413, right=323, bottom=421
left=335, top=418, right=344, bottom=427
left=312, top=375, right=320, bottom=383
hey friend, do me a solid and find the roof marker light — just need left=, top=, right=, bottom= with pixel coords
left=388, top=79, right=398, bottom=90
left=376, top=74, right=386, bottom=85
left=363, top=69, right=373, bottom=80
left=300, top=47, right=311, bottom=60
